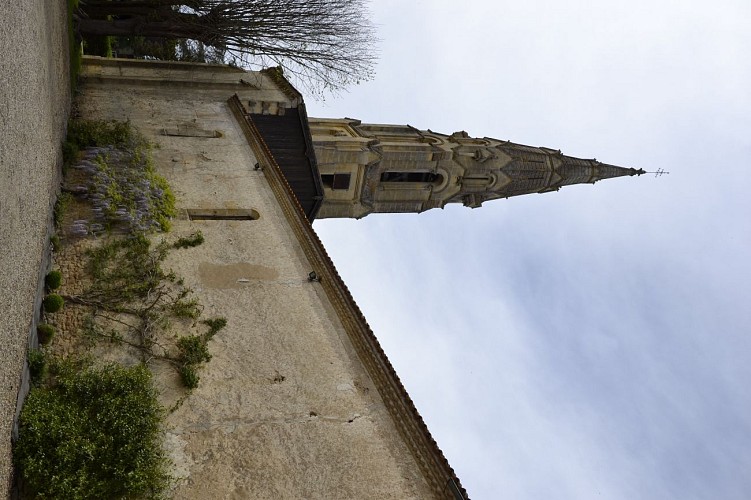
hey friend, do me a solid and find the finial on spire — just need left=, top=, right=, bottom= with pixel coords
left=641, top=168, right=669, bottom=177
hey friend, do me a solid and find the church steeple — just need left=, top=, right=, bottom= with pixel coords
left=308, top=118, right=644, bottom=219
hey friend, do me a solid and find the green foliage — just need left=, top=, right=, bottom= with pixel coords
left=66, top=120, right=176, bottom=234
left=27, top=349, right=47, bottom=382
left=51, top=234, right=61, bottom=252
left=83, top=35, right=114, bottom=57
left=62, top=139, right=79, bottom=173
left=46, top=270, right=63, bottom=290
left=177, top=335, right=212, bottom=366
left=66, top=119, right=134, bottom=150
left=14, top=362, right=170, bottom=499
left=171, top=297, right=201, bottom=319
left=37, top=324, right=56, bottom=345
left=175, top=318, right=226, bottom=389
left=173, top=231, right=205, bottom=249
left=81, top=236, right=221, bottom=388
left=202, top=317, right=228, bottom=336
left=175, top=39, right=226, bottom=64
left=43, top=294, right=64, bottom=313
left=146, top=170, right=177, bottom=232
left=178, top=365, right=199, bottom=389
left=54, top=192, right=72, bottom=228
left=87, top=235, right=172, bottom=304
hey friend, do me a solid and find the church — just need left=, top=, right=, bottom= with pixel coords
left=74, top=56, right=642, bottom=499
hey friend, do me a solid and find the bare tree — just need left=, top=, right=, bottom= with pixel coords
left=76, top=0, right=378, bottom=95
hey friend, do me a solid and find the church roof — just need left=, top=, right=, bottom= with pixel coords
left=249, top=104, right=323, bottom=221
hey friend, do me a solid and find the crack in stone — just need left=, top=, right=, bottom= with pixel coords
left=176, top=412, right=368, bottom=434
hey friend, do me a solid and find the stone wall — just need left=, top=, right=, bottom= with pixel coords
left=75, top=59, right=436, bottom=498
left=0, top=0, right=70, bottom=494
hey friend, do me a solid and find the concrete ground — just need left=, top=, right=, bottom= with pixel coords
left=0, top=0, right=70, bottom=493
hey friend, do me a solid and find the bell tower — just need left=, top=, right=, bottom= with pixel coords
left=308, top=118, right=644, bottom=219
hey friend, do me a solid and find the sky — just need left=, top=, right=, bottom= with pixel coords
left=305, top=1, right=751, bottom=499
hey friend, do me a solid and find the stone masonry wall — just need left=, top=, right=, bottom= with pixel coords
left=75, top=60, right=435, bottom=498
left=0, top=0, right=70, bottom=494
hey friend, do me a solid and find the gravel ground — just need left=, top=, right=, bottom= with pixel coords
left=0, top=0, right=70, bottom=494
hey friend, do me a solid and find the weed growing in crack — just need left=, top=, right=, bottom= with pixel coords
left=175, top=319, right=225, bottom=389
left=173, top=231, right=205, bottom=249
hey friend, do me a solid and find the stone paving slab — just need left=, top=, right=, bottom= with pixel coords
left=0, top=0, right=70, bottom=493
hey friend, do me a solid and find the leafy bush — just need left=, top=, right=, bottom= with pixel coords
left=173, top=231, right=205, bottom=249
left=62, top=140, right=79, bottom=172
left=174, top=318, right=226, bottom=388
left=37, top=324, right=56, bottom=345
left=15, top=362, right=170, bottom=499
left=177, top=335, right=212, bottom=366
left=45, top=270, right=62, bottom=290
left=43, top=294, right=64, bottom=313
left=27, top=350, right=47, bottom=382
left=66, top=119, right=134, bottom=149
left=83, top=35, right=113, bottom=57
left=171, top=297, right=201, bottom=319
left=179, top=365, right=199, bottom=389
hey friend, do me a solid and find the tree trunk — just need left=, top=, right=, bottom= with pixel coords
left=78, top=2, right=184, bottom=20
left=80, top=0, right=189, bottom=10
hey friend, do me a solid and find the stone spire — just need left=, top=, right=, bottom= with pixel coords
left=308, top=118, right=644, bottom=219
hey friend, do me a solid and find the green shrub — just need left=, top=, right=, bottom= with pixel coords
left=147, top=172, right=177, bottom=232
left=202, top=317, right=227, bottom=336
left=43, top=294, right=64, bottom=313
left=27, top=350, right=47, bottom=382
left=179, top=365, right=199, bottom=389
left=53, top=192, right=72, bottom=228
left=174, top=318, right=225, bottom=388
left=62, top=139, right=79, bottom=170
left=66, top=119, right=134, bottom=149
left=171, top=297, right=200, bottom=319
left=37, top=324, right=56, bottom=345
left=177, top=335, right=212, bottom=366
left=45, top=270, right=62, bottom=290
left=83, top=35, right=113, bottom=57
left=14, top=362, right=171, bottom=499
left=62, top=139, right=78, bottom=159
